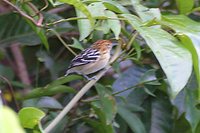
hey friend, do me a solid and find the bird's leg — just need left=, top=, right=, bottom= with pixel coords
left=65, top=71, right=69, bottom=76
left=82, top=74, right=97, bottom=80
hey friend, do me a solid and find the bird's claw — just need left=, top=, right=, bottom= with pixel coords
left=83, top=75, right=97, bottom=80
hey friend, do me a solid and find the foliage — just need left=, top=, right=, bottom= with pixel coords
left=0, top=0, right=200, bottom=133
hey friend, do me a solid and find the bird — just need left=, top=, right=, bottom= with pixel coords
left=65, top=40, right=113, bottom=80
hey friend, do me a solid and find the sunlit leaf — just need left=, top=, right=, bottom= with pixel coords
left=122, top=14, right=192, bottom=99
left=0, top=106, right=25, bottom=133
left=83, top=0, right=130, bottom=13
left=130, top=0, right=161, bottom=21
left=105, top=10, right=121, bottom=39
left=176, top=0, right=194, bottom=14
left=59, top=0, right=95, bottom=40
left=69, top=38, right=84, bottom=50
left=161, top=15, right=200, bottom=97
left=102, top=0, right=130, bottom=13
left=18, top=107, right=45, bottom=129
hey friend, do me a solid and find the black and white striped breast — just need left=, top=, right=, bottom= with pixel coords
left=68, top=48, right=100, bottom=69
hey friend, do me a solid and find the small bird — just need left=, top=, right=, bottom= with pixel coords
left=65, top=40, right=113, bottom=80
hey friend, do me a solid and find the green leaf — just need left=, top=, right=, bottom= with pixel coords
left=105, top=10, right=121, bottom=39
left=0, top=106, right=25, bottom=133
left=0, top=64, right=14, bottom=80
left=75, top=9, right=92, bottom=40
left=21, top=4, right=49, bottom=50
left=84, top=118, right=114, bottom=133
left=161, top=15, right=200, bottom=98
left=83, top=0, right=130, bottom=13
left=69, top=38, right=84, bottom=50
left=122, top=14, right=192, bottom=99
left=90, top=104, right=115, bottom=133
left=46, top=75, right=83, bottom=88
left=95, top=83, right=117, bottom=124
left=176, top=0, right=194, bottom=14
left=142, top=92, right=173, bottom=133
left=59, top=0, right=95, bottom=40
left=88, top=2, right=106, bottom=17
left=36, top=97, right=63, bottom=109
left=24, top=85, right=75, bottom=99
left=175, top=34, right=200, bottom=89
left=18, top=107, right=45, bottom=129
left=23, top=75, right=82, bottom=99
left=113, top=65, right=147, bottom=98
left=0, top=13, right=73, bottom=48
left=130, top=0, right=161, bottom=22
left=102, top=0, right=130, bottom=13
left=185, top=88, right=200, bottom=133
left=117, top=104, right=146, bottom=133
left=172, top=114, right=192, bottom=133
left=48, top=0, right=63, bottom=6
left=0, top=13, right=41, bottom=47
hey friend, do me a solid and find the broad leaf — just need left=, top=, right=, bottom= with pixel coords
left=23, top=85, right=75, bottom=99
left=142, top=92, right=173, bottom=133
left=176, top=0, right=194, bottom=14
left=59, top=0, right=95, bottom=40
left=83, top=0, right=130, bottom=13
left=75, top=9, right=92, bottom=40
left=36, top=97, right=63, bottom=109
left=0, top=13, right=73, bottom=48
left=102, top=0, right=130, bottom=13
left=117, top=104, right=146, bottom=133
left=161, top=15, right=200, bottom=98
left=18, top=107, right=45, bottom=129
left=130, top=0, right=161, bottom=22
left=122, top=14, right=192, bottom=99
left=95, top=83, right=117, bottom=124
left=0, top=13, right=41, bottom=47
left=0, top=106, right=25, bottom=133
left=105, top=10, right=121, bottom=39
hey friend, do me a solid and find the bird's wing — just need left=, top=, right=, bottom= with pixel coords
left=68, top=48, right=100, bottom=69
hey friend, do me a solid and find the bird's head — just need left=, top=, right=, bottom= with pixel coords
left=92, top=40, right=114, bottom=53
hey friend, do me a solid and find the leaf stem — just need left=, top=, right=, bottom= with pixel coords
left=45, top=16, right=126, bottom=26
left=47, top=29, right=77, bottom=56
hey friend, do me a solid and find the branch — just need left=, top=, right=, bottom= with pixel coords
left=45, top=16, right=126, bottom=26
left=2, top=0, right=43, bottom=27
left=44, top=43, right=122, bottom=133
left=10, top=43, right=31, bottom=94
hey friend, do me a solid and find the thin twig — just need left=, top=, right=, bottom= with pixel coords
left=47, top=29, right=77, bottom=56
left=26, top=2, right=44, bottom=26
left=45, top=16, right=126, bottom=26
left=44, top=42, right=122, bottom=133
left=40, top=0, right=49, bottom=12
left=2, top=0, right=43, bottom=27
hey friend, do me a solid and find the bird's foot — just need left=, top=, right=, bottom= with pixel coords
left=83, top=75, right=97, bottom=80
